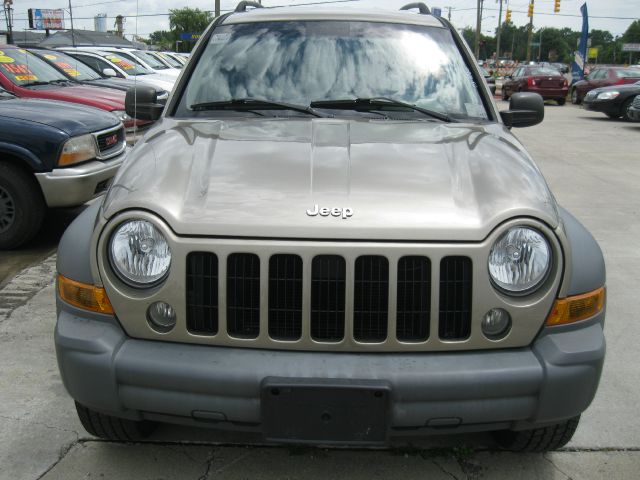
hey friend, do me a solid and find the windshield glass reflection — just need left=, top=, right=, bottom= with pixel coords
left=180, top=21, right=487, bottom=120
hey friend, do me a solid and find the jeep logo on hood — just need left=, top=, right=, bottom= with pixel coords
left=306, top=205, right=353, bottom=219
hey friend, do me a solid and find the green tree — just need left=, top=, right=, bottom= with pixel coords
left=622, top=20, right=640, bottom=43
left=148, top=30, right=175, bottom=51
left=169, top=7, right=213, bottom=37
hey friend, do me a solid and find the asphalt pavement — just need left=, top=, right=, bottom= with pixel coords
left=1, top=103, right=639, bottom=479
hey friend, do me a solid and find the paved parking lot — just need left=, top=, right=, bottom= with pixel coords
left=1, top=104, right=639, bottom=479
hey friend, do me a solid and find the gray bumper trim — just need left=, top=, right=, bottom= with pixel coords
left=55, top=303, right=605, bottom=435
left=35, top=153, right=125, bottom=208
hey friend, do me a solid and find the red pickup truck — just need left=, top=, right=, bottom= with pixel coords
left=0, top=46, right=147, bottom=131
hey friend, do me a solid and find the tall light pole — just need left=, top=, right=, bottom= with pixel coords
left=496, top=0, right=504, bottom=61
left=475, top=0, right=483, bottom=59
left=68, top=0, right=76, bottom=47
left=215, top=0, right=220, bottom=17
left=526, top=0, right=534, bottom=62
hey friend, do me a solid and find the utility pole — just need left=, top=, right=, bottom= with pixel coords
left=538, top=28, right=543, bottom=61
left=526, top=0, right=534, bottom=62
left=3, top=0, right=12, bottom=45
left=447, top=6, right=452, bottom=21
left=475, top=0, right=482, bottom=59
left=68, top=0, right=75, bottom=47
left=496, top=0, right=503, bottom=60
left=215, top=0, right=220, bottom=17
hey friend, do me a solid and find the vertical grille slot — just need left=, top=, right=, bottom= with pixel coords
left=186, top=252, right=218, bottom=335
left=311, top=255, right=346, bottom=341
left=353, top=256, right=389, bottom=342
left=227, top=253, right=260, bottom=338
left=439, top=256, right=472, bottom=340
left=268, top=254, right=303, bottom=340
left=396, top=256, right=431, bottom=341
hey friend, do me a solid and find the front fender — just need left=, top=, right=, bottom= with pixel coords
left=57, top=200, right=102, bottom=285
left=559, top=207, right=606, bottom=296
left=0, top=142, right=45, bottom=171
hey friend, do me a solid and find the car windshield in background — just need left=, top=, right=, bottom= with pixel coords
left=100, top=52, right=151, bottom=76
left=35, top=51, right=101, bottom=81
left=615, top=69, right=640, bottom=78
left=179, top=21, right=488, bottom=120
left=0, top=48, right=68, bottom=86
left=530, top=67, right=561, bottom=76
left=155, top=52, right=182, bottom=68
left=129, top=50, right=168, bottom=70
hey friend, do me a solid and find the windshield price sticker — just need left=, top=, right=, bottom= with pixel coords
left=2, top=63, right=32, bottom=75
left=15, top=75, right=38, bottom=81
left=64, top=69, right=80, bottom=77
left=0, top=54, right=15, bottom=63
left=44, top=54, right=58, bottom=60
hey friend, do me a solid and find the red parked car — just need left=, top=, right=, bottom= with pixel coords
left=502, top=66, right=569, bottom=105
left=0, top=45, right=146, bottom=131
left=571, top=67, right=640, bottom=105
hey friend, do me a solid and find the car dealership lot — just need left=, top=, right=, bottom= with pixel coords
left=1, top=104, right=639, bottom=479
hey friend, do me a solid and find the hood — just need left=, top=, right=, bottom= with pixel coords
left=592, top=83, right=640, bottom=94
left=103, top=118, right=559, bottom=241
left=0, top=98, right=120, bottom=136
left=29, top=84, right=125, bottom=110
left=137, top=74, right=175, bottom=91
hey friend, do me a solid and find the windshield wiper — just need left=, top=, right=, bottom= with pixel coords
left=310, top=97, right=453, bottom=122
left=23, top=81, right=52, bottom=87
left=191, top=98, right=328, bottom=118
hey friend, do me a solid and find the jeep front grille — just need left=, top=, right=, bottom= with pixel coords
left=186, top=252, right=472, bottom=345
left=226, top=253, right=260, bottom=338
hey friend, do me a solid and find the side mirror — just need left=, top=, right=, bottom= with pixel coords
left=500, top=92, right=544, bottom=128
left=102, top=68, right=117, bottom=77
left=125, top=85, right=164, bottom=121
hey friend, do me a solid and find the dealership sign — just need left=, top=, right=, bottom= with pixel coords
left=622, top=44, right=640, bottom=52
left=28, top=9, right=65, bottom=30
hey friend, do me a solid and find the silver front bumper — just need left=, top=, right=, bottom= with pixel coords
left=35, top=153, right=125, bottom=208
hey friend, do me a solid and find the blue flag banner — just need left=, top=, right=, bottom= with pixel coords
left=572, top=3, right=589, bottom=83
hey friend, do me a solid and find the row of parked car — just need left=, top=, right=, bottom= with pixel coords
left=500, top=63, right=640, bottom=121
left=0, top=45, right=185, bottom=248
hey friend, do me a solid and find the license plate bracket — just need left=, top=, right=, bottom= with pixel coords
left=261, top=377, right=390, bottom=445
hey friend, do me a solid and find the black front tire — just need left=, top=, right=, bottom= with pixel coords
left=0, top=161, right=45, bottom=250
left=621, top=97, right=634, bottom=122
left=75, top=402, right=156, bottom=441
left=493, top=415, right=580, bottom=452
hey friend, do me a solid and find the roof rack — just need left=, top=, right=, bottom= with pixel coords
left=235, top=1, right=264, bottom=13
left=400, top=3, right=431, bottom=15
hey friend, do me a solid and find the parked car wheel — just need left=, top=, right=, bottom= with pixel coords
left=606, top=113, right=620, bottom=119
left=75, top=402, right=156, bottom=441
left=621, top=97, right=635, bottom=122
left=502, top=88, right=510, bottom=101
left=493, top=415, right=580, bottom=452
left=557, top=98, right=566, bottom=106
left=0, top=161, right=45, bottom=249
left=571, top=88, right=580, bottom=105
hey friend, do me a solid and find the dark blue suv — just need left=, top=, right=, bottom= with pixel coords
left=0, top=87, right=127, bottom=249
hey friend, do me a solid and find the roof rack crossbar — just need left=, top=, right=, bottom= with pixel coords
left=235, top=1, right=264, bottom=13
left=400, top=3, right=431, bottom=15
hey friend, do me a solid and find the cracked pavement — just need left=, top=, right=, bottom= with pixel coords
left=1, top=105, right=640, bottom=479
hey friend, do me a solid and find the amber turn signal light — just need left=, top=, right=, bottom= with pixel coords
left=545, top=287, right=605, bottom=327
left=58, top=275, right=114, bottom=314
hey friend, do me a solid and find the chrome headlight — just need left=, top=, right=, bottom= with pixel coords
left=109, top=220, right=171, bottom=287
left=111, top=110, right=132, bottom=122
left=58, top=134, right=98, bottom=166
left=488, top=227, right=551, bottom=295
left=596, top=91, right=619, bottom=100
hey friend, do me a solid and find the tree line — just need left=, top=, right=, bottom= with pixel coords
left=145, top=7, right=640, bottom=65
left=463, top=20, right=640, bottom=64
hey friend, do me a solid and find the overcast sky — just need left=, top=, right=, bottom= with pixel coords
left=4, top=0, right=638, bottom=39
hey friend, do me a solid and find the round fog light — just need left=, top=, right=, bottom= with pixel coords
left=147, top=301, right=176, bottom=333
left=481, top=308, right=511, bottom=340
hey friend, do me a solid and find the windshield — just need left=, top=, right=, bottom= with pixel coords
left=178, top=21, right=488, bottom=120
left=0, top=48, right=68, bottom=86
left=99, top=52, right=151, bottom=76
left=616, top=69, right=640, bottom=78
left=34, top=50, right=101, bottom=80
left=529, top=67, right=561, bottom=76
left=154, top=52, right=182, bottom=68
left=128, top=50, right=169, bottom=70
